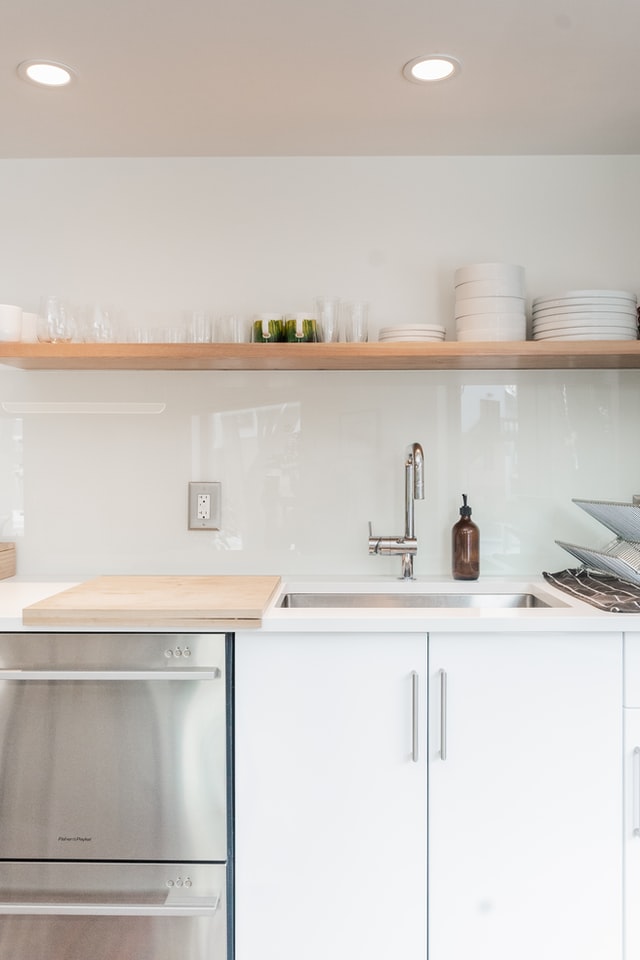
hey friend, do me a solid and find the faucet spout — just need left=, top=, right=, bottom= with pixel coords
left=409, top=442, right=425, bottom=500
left=368, top=441, right=425, bottom=581
left=402, top=443, right=425, bottom=579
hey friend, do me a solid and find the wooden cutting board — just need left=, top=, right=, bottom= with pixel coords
left=22, top=574, right=282, bottom=627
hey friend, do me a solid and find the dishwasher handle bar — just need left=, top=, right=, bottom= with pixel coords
left=0, top=669, right=222, bottom=681
left=0, top=899, right=220, bottom=916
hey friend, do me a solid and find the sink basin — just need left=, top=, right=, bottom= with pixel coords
left=278, top=592, right=562, bottom=609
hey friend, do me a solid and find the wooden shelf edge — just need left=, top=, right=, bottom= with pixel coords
left=1, top=340, right=640, bottom=371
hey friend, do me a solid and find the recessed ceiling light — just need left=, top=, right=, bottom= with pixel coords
left=17, top=60, right=76, bottom=87
left=403, top=55, right=461, bottom=83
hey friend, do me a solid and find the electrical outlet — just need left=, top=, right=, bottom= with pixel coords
left=188, top=482, right=221, bottom=530
left=197, top=494, right=210, bottom=520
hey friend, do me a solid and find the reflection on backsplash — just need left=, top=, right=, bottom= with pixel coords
left=459, top=385, right=520, bottom=569
left=1, top=367, right=639, bottom=577
left=191, top=402, right=301, bottom=552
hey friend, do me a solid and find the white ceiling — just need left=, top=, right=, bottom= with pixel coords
left=2, top=0, right=639, bottom=158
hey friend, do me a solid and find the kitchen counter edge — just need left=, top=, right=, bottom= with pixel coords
left=0, top=576, right=637, bottom=634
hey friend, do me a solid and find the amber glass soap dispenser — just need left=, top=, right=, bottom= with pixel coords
left=452, top=494, right=479, bottom=580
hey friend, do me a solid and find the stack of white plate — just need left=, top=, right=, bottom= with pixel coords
left=454, top=263, right=527, bottom=341
left=532, top=290, right=638, bottom=341
left=378, top=324, right=445, bottom=342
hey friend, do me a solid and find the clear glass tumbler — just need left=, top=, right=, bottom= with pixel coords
left=341, top=301, right=369, bottom=342
left=314, top=297, right=341, bottom=342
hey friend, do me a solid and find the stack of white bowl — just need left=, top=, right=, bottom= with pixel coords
left=531, top=289, right=638, bottom=340
left=378, top=323, right=445, bottom=342
left=454, top=263, right=526, bottom=341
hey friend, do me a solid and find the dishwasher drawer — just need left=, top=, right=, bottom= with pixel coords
left=0, top=862, right=227, bottom=960
left=0, top=632, right=229, bottom=862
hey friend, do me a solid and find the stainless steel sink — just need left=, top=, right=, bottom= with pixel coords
left=278, top=592, right=562, bottom=609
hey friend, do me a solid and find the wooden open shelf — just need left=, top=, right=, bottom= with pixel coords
left=1, top=340, right=640, bottom=371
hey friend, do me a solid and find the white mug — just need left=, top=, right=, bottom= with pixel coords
left=0, top=304, right=22, bottom=342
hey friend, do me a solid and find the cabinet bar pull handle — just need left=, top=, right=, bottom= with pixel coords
left=439, top=669, right=447, bottom=761
left=411, top=670, right=419, bottom=762
left=634, top=747, right=640, bottom=837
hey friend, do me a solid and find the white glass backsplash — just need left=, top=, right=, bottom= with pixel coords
left=1, top=367, right=638, bottom=579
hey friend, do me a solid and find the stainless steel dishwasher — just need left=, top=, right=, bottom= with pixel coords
left=0, top=631, right=232, bottom=960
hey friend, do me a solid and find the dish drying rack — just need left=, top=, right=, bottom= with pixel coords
left=557, top=498, right=640, bottom=586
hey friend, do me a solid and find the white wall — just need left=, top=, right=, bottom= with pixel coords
left=0, top=156, right=639, bottom=578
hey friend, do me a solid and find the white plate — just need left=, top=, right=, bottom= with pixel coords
left=532, top=317, right=638, bottom=332
left=532, top=304, right=637, bottom=318
left=378, top=331, right=445, bottom=337
left=378, top=324, right=445, bottom=334
left=533, top=331, right=638, bottom=341
left=531, top=309, right=638, bottom=323
left=531, top=313, right=638, bottom=327
left=378, top=331, right=445, bottom=338
left=533, top=329, right=637, bottom=341
left=533, top=290, right=637, bottom=305
left=378, top=336, right=445, bottom=342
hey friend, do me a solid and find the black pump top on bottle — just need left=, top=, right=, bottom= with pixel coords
left=459, top=494, right=472, bottom=517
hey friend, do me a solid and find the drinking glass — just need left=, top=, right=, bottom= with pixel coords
left=341, top=301, right=369, bottom=342
left=37, top=296, right=76, bottom=343
left=314, top=297, right=341, bottom=342
left=187, top=311, right=213, bottom=343
left=216, top=315, right=250, bottom=343
left=79, top=304, right=116, bottom=342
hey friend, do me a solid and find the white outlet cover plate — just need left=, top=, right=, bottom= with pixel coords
left=188, top=481, right=221, bottom=530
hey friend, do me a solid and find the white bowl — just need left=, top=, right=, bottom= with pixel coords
left=454, top=296, right=526, bottom=318
left=456, top=327, right=526, bottom=342
left=455, top=278, right=525, bottom=298
left=455, top=312, right=526, bottom=334
left=454, top=263, right=525, bottom=286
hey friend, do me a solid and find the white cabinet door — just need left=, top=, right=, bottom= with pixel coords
left=234, top=631, right=427, bottom=960
left=624, top=707, right=640, bottom=958
left=429, top=631, right=622, bottom=960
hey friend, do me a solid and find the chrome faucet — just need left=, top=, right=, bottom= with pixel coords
left=368, top=442, right=425, bottom=580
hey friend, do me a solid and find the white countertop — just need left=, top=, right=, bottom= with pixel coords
left=1, top=574, right=639, bottom=634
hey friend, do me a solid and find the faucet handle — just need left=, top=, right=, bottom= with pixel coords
left=368, top=521, right=382, bottom=555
